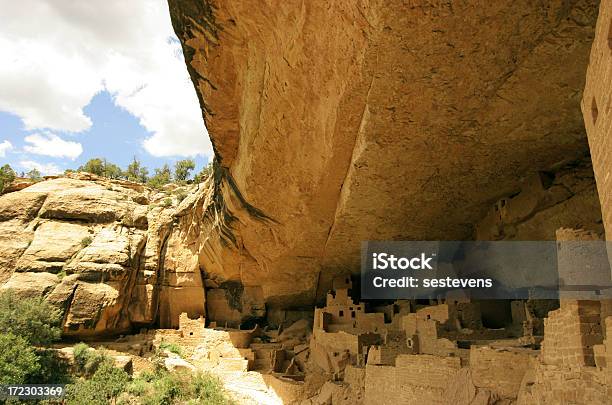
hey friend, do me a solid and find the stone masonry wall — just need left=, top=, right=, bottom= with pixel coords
left=583, top=0, right=612, bottom=240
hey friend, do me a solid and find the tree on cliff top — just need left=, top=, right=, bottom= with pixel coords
left=0, top=163, right=16, bottom=192
left=148, top=164, right=172, bottom=189
left=126, top=157, right=149, bottom=183
left=194, top=162, right=213, bottom=183
left=174, top=158, right=196, bottom=182
left=78, top=158, right=124, bottom=179
left=26, top=168, right=42, bottom=181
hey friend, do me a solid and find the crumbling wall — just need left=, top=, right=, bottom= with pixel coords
left=364, top=354, right=462, bottom=405
left=542, top=300, right=604, bottom=368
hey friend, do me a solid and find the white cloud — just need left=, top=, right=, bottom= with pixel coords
left=24, top=132, right=83, bottom=159
left=18, top=160, right=62, bottom=176
left=0, top=0, right=211, bottom=157
left=0, top=140, right=12, bottom=157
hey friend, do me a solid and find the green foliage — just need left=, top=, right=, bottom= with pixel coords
left=126, top=157, right=149, bottom=183
left=125, top=378, right=148, bottom=396
left=0, top=163, right=16, bottom=193
left=0, top=333, right=40, bottom=385
left=148, top=164, right=172, bottom=189
left=194, top=162, right=213, bottom=183
left=73, top=343, right=91, bottom=372
left=0, top=291, right=62, bottom=346
left=30, top=348, right=72, bottom=384
left=125, top=369, right=234, bottom=405
left=159, top=341, right=183, bottom=356
left=66, top=361, right=129, bottom=405
left=81, top=236, right=93, bottom=248
left=26, top=168, right=42, bottom=181
left=174, top=159, right=195, bottom=182
left=72, top=343, right=114, bottom=377
left=104, top=162, right=125, bottom=179
left=78, top=158, right=106, bottom=176
left=190, top=372, right=234, bottom=405
left=174, top=189, right=188, bottom=204
left=141, top=372, right=185, bottom=405
left=161, top=198, right=173, bottom=208
left=78, top=158, right=124, bottom=179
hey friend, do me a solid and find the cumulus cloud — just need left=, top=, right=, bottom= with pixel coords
left=24, top=132, right=83, bottom=159
left=18, top=160, right=62, bottom=176
left=0, top=140, right=12, bottom=157
left=0, top=0, right=211, bottom=157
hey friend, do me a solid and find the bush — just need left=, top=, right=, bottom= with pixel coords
left=72, top=343, right=114, bottom=377
left=32, top=348, right=72, bottom=384
left=194, top=163, right=213, bottom=183
left=159, top=341, right=183, bottom=357
left=191, top=372, right=234, bottom=405
left=0, top=291, right=62, bottom=345
left=161, top=198, right=173, bottom=208
left=126, top=369, right=234, bottom=405
left=0, top=333, right=40, bottom=385
left=148, top=165, right=172, bottom=189
left=73, top=343, right=91, bottom=372
left=142, top=372, right=185, bottom=405
left=80, top=236, right=93, bottom=248
left=174, top=189, right=188, bottom=204
left=66, top=362, right=129, bottom=405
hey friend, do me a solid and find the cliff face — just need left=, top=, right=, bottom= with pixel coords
left=0, top=173, right=209, bottom=336
left=168, top=0, right=600, bottom=310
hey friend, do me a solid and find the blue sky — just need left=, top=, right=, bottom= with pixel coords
left=0, top=0, right=213, bottom=176
left=0, top=91, right=209, bottom=176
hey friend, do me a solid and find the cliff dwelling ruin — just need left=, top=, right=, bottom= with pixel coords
left=2, top=0, right=612, bottom=403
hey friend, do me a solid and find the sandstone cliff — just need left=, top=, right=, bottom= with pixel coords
left=167, top=0, right=601, bottom=316
left=0, top=173, right=208, bottom=336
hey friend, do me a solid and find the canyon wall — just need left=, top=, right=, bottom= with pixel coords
left=168, top=0, right=600, bottom=313
left=0, top=173, right=209, bottom=335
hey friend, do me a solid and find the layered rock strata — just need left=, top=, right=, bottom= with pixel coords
left=0, top=173, right=208, bottom=336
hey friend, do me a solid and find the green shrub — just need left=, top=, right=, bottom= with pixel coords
left=126, top=369, right=235, bottom=405
left=174, top=189, right=188, bottom=204
left=147, top=165, right=172, bottom=189
left=32, top=348, right=72, bottom=384
left=141, top=372, right=184, bottom=405
left=161, top=198, right=173, bottom=208
left=80, top=236, right=93, bottom=248
left=0, top=333, right=40, bottom=385
left=73, top=343, right=91, bottom=372
left=194, top=163, right=213, bottom=183
left=0, top=291, right=62, bottom=345
left=159, top=341, right=183, bottom=357
left=125, top=378, right=148, bottom=396
left=72, top=343, right=114, bottom=377
left=66, top=362, right=129, bottom=405
left=191, top=372, right=234, bottom=405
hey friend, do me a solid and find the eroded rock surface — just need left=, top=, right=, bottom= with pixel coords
left=168, top=0, right=601, bottom=309
left=0, top=173, right=208, bottom=336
